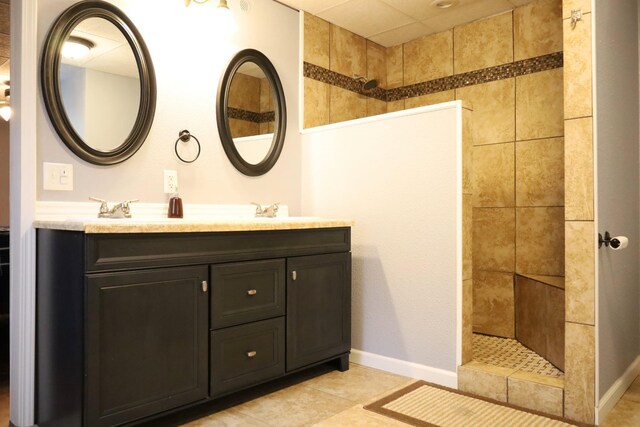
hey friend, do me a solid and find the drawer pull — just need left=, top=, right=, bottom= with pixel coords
left=247, top=289, right=257, bottom=296
left=292, top=270, right=297, bottom=281
left=246, top=350, right=257, bottom=358
left=202, top=281, right=208, bottom=292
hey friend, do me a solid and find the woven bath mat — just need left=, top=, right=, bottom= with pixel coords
left=364, top=381, right=591, bottom=427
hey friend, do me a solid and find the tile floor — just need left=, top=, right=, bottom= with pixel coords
left=0, top=364, right=639, bottom=426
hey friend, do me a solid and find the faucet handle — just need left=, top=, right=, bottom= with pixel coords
left=89, top=197, right=109, bottom=213
left=120, top=199, right=139, bottom=216
left=251, top=202, right=264, bottom=215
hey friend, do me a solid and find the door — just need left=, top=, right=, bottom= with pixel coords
left=86, top=266, right=209, bottom=427
left=286, top=253, right=351, bottom=371
left=594, top=1, right=640, bottom=398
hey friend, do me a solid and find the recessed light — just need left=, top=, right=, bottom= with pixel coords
left=432, top=0, right=456, bottom=9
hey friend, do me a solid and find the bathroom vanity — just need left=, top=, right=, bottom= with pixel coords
left=35, top=219, right=352, bottom=427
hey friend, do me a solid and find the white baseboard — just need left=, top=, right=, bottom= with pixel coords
left=350, top=349, right=458, bottom=389
left=597, top=355, right=640, bottom=424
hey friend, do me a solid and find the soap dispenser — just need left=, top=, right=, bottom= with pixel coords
left=168, top=192, right=183, bottom=218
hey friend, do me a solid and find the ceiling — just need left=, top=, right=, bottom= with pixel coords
left=276, top=0, right=536, bottom=47
left=63, top=17, right=139, bottom=79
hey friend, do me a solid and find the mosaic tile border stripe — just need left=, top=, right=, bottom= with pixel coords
left=304, top=51, right=563, bottom=102
left=228, top=107, right=275, bottom=124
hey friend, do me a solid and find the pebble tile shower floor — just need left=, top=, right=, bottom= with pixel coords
left=473, top=333, right=564, bottom=378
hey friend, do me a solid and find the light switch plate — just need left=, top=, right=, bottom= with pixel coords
left=43, top=162, right=74, bottom=191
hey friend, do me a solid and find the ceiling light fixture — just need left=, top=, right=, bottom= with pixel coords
left=185, top=0, right=237, bottom=33
left=0, top=87, right=11, bottom=121
left=432, top=0, right=456, bottom=9
left=62, top=36, right=95, bottom=59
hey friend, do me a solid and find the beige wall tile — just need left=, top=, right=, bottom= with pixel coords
left=330, top=86, right=367, bottom=124
left=562, top=0, right=591, bottom=19
left=229, top=118, right=259, bottom=138
left=514, top=276, right=547, bottom=356
left=229, top=73, right=261, bottom=111
left=304, top=13, right=330, bottom=68
left=508, top=376, right=563, bottom=417
left=387, top=99, right=405, bottom=112
left=563, top=13, right=592, bottom=119
left=304, top=78, right=330, bottom=128
left=367, top=41, right=387, bottom=88
left=403, top=30, right=453, bottom=85
left=565, top=117, right=593, bottom=220
left=516, top=68, right=564, bottom=141
left=367, top=98, right=387, bottom=117
left=454, top=12, right=513, bottom=74
left=330, top=24, right=366, bottom=77
left=462, top=279, right=473, bottom=364
left=515, top=138, right=564, bottom=207
left=565, top=221, right=595, bottom=325
left=514, top=0, right=563, bottom=61
left=564, top=322, right=595, bottom=424
left=473, top=208, right=515, bottom=272
left=546, top=284, right=565, bottom=370
left=473, top=143, right=514, bottom=207
left=463, top=195, right=473, bottom=280
left=516, top=207, right=564, bottom=276
left=386, top=45, right=403, bottom=89
left=462, top=108, right=473, bottom=195
left=473, top=271, right=515, bottom=338
left=456, top=78, right=515, bottom=145
left=458, top=361, right=515, bottom=402
left=404, top=90, right=454, bottom=109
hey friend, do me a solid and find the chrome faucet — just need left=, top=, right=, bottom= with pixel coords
left=90, top=197, right=139, bottom=218
left=252, top=202, right=279, bottom=218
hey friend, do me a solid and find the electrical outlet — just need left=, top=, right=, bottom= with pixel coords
left=43, top=162, right=74, bottom=191
left=164, top=170, right=178, bottom=193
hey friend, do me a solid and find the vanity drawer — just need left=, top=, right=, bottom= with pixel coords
left=210, top=317, right=285, bottom=396
left=210, top=259, right=285, bottom=329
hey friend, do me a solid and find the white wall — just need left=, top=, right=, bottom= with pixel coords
left=84, top=68, right=139, bottom=151
left=301, top=104, right=462, bottom=378
left=0, top=119, right=8, bottom=226
left=37, top=0, right=301, bottom=211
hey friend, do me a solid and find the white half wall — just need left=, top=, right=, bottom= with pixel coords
left=301, top=103, right=462, bottom=378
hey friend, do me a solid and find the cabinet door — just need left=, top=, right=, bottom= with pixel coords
left=286, top=253, right=351, bottom=371
left=86, top=266, right=209, bottom=427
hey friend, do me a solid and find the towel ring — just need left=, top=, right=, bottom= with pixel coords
left=174, top=130, right=201, bottom=163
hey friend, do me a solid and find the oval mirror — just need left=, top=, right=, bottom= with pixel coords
left=217, top=49, right=286, bottom=176
left=41, top=1, right=156, bottom=165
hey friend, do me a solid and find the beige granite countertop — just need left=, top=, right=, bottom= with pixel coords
left=33, top=217, right=353, bottom=234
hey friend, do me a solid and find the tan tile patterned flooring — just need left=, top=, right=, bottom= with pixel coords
left=473, top=333, right=564, bottom=378
left=0, top=364, right=638, bottom=425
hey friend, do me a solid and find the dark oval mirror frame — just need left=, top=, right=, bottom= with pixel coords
left=217, top=49, right=286, bottom=176
left=41, top=0, right=156, bottom=165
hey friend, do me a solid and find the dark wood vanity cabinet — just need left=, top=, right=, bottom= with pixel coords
left=36, top=227, right=351, bottom=427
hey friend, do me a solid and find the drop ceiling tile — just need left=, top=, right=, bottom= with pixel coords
left=368, top=22, right=434, bottom=47
left=317, top=0, right=415, bottom=39
left=422, top=0, right=514, bottom=33
left=276, top=0, right=350, bottom=15
left=379, top=0, right=481, bottom=21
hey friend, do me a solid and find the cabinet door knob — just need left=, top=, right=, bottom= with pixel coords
left=247, top=289, right=257, bottom=296
left=246, top=350, right=257, bottom=358
left=292, top=270, right=297, bottom=281
left=202, top=281, right=208, bottom=292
